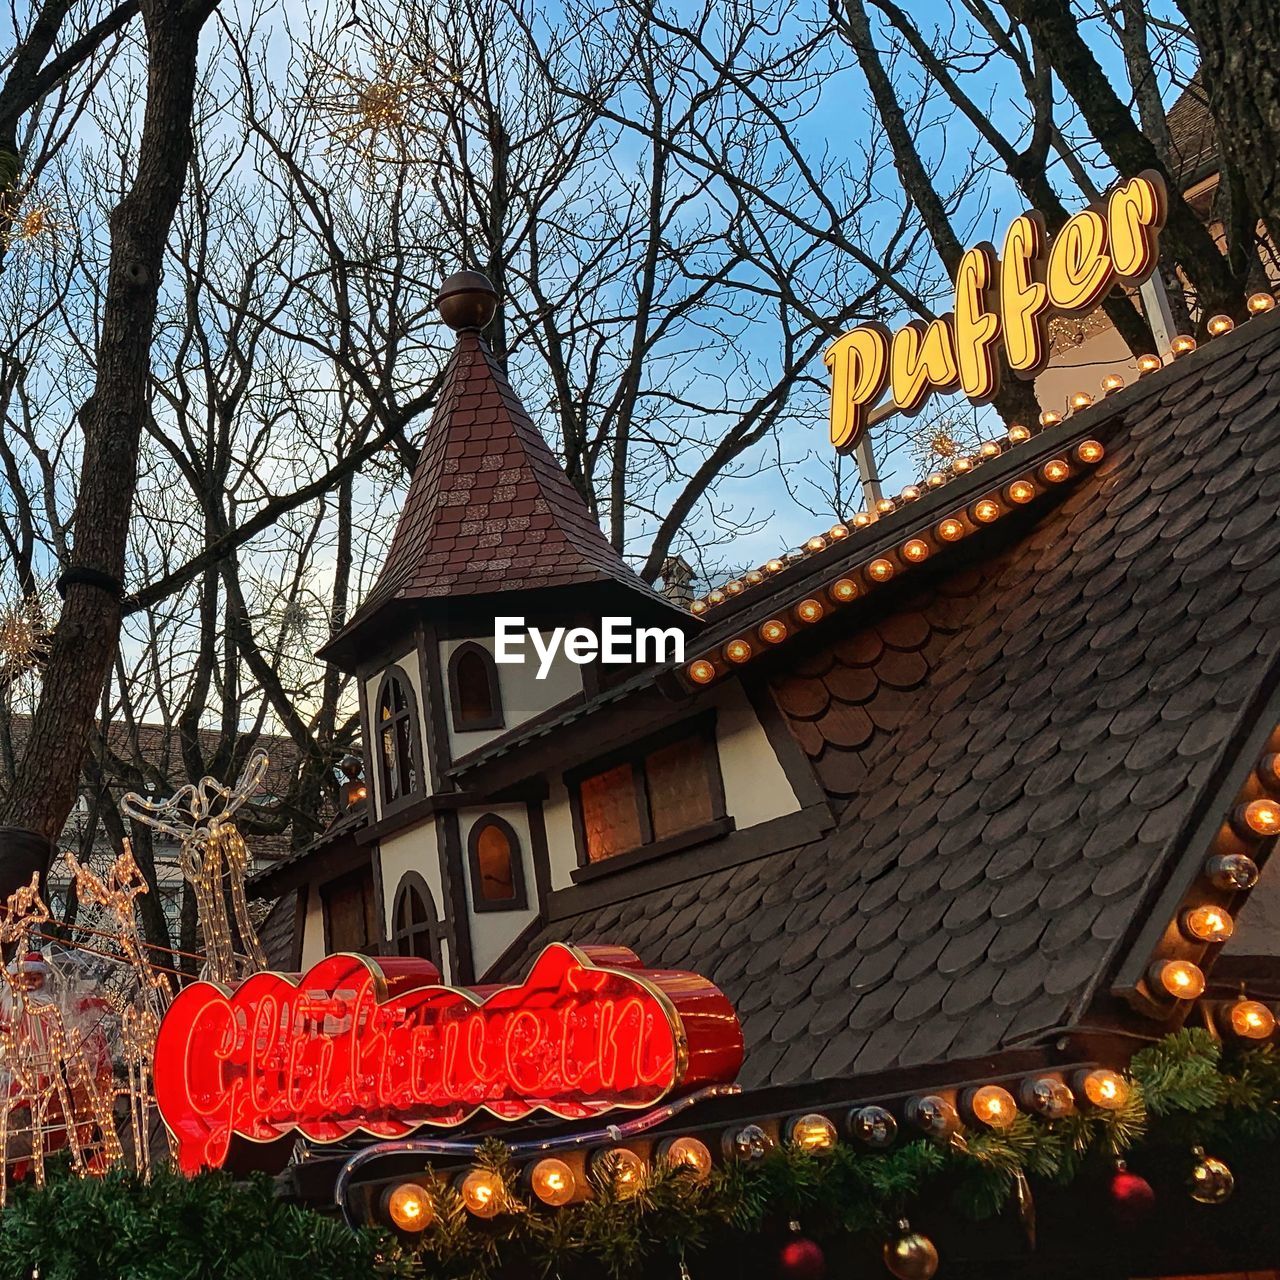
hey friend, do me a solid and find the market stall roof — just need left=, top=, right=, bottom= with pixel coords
left=502, top=308, right=1280, bottom=1091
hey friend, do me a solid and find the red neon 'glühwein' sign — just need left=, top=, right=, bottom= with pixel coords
left=155, top=943, right=743, bottom=1172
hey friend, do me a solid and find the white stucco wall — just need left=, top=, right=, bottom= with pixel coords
left=378, top=820, right=444, bottom=934
left=544, top=780, right=579, bottom=891
left=300, top=885, right=326, bottom=969
left=364, top=646, right=428, bottom=816
left=712, top=683, right=802, bottom=828
left=458, top=804, right=538, bottom=977
left=441, top=632, right=583, bottom=759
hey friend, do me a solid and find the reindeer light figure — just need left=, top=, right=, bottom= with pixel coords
left=121, top=750, right=270, bottom=987
left=0, top=874, right=122, bottom=1204
left=65, top=846, right=173, bottom=1177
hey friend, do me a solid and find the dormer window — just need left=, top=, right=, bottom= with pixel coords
left=448, top=642, right=505, bottom=732
left=567, top=716, right=731, bottom=876
left=467, top=814, right=528, bottom=911
left=376, top=666, right=421, bottom=806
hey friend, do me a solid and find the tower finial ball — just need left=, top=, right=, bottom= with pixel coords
left=437, top=270, right=498, bottom=331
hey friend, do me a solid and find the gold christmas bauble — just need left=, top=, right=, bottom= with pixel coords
left=1190, top=1150, right=1234, bottom=1204
left=883, top=1225, right=939, bottom=1280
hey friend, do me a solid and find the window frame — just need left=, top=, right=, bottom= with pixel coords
left=566, top=713, right=731, bottom=879
left=390, top=870, right=444, bottom=967
left=447, top=641, right=506, bottom=733
left=465, top=813, right=529, bottom=913
left=374, top=664, right=424, bottom=814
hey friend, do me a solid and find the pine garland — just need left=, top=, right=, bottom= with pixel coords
left=3, top=1030, right=1280, bottom=1280
left=395, top=1030, right=1280, bottom=1280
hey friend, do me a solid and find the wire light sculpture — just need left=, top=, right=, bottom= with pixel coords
left=0, top=875, right=123, bottom=1204
left=65, top=846, right=173, bottom=1177
left=121, top=751, right=270, bottom=987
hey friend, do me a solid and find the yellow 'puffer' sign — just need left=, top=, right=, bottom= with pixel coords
left=825, top=172, right=1167, bottom=453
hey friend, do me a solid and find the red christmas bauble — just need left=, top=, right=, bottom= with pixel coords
left=778, top=1236, right=826, bottom=1280
left=1109, top=1167, right=1155, bottom=1225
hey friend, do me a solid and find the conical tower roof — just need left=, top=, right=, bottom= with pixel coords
left=320, top=273, right=687, bottom=669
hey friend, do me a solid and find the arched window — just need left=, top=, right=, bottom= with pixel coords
left=467, top=814, right=528, bottom=912
left=391, top=871, right=441, bottom=965
left=448, top=642, right=504, bottom=732
left=376, top=666, right=421, bottom=808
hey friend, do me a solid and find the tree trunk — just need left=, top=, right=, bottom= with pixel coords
left=0, top=0, right=217, bottom=899
left=837, top=0, right=1040, bottom=427
left=1177, top=0, right=1280, bottom=253
left=1007, top=0, right=1243, bottom=320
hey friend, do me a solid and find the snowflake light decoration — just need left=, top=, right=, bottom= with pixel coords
left=1, top=192, right=68, bottom=254
left=0, top=592, right=52, bottom=683
left=313, top=55, right=428, bottom=158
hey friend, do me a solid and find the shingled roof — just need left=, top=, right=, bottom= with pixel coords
left=505, top=307, right=1280, bottom=1092
left=321, top=331, right=684, bottom=667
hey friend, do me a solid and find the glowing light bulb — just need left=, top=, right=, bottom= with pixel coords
left=795, top=598, right=824, bottom=624
left=806, top=535, right=827, bottom=553
left=760, top=619, right=788, bottom=644
left=1182, top=905, right=1234, bottom=942
left=725, top=639, right=752, bottom=664
left=687, top=659, right=716, bottom=684
left=1170, top=334, right=1197, bottom=358
left=967, top=1084, right=1017, bottom=1129
left=853, top=511, right=875, bottom=528
left=745, top=570, right=764, bottom=586
left=1075, top=440, right=1104, bottom=464
left=876, top=498, right=896, bottom=515
left=725, top=579, right=743, bottom=595
left=979, top=441, right=1001, bottom=459
left=1247, top=292, right=1275, bottom=314
left=951, top=456, right=973, bottom=473
left=786, top=1113, right=838, bottom=1155
left=900, top=485, right=921, bottom=501
left=1069, top=391, right=1093, bottom=412
left=1207, top=314, right=1234, bottom=336
left=766, top=558, right=785, bottom=574
left=1006, top=480, right=1036, bottom=504
left=1101, top=374, right=1124, bottom=396
left=659, top=1136, right=713, bottom=1180
left=385, top=1182, right=433, bottom=1232
left=829, top=578, right=859, bottom=603
left=1039, top=410, right=1062, bottom=427
left=926, top=472, right=946, bottom=487
left=1237, top=798, right=1280, bottom=836
left=1007, top=424, right=1031, bottom=444
left=829, top=523, right=849, bottom=540
left=460, top=1169, right=503, bottom=1218
left=1152, top=959, right=1206, bottom=999
left=867, top=559, right=894, bottom=582
left=1043, top=459, right=1071, bottom=484
left=901, top=539, right=930, bottom=563
left=973, top=498, right=1001, bottom=523
left=1077, top=1068, right=1128, bottom=1110
left=1227, top=999, right=1275, bottom=1039
left=530, top=1158, right=576, bottom=1206
left=707, top=589, right=725, bottom=605
left=937, top=518, right=965, bottom=542
left=1137, top=353, right=1162, bottom=375
left=690, top=600, right=708, bottom=615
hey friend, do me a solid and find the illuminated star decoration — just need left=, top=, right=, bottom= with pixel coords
left=312, top=54, right=428, bottom=159
left=0, top=591, right=52, bottom=684
left=1, top=192, right=68, bottom=254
